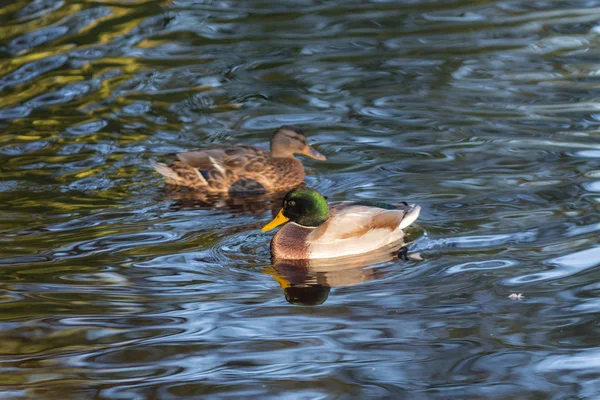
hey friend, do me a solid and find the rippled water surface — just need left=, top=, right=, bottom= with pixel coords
left=2, top=0, right=600, bottom=398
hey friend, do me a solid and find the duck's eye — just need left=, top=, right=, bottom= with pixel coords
left=288, top=200, right=295, bottom=207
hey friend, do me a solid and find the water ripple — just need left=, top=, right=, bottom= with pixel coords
left=507, top=246, right=600, bottom=284
left=0, top=55, right=68, bottom=90
left=1, top=0, right=600, bottom=398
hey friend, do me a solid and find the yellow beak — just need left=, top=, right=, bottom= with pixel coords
left=261, top=209, right=290, bottom=233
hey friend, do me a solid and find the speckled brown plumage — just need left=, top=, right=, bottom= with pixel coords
left=163, top=156, right=303, bottom=193
left=151, top=126, right=326, bottom=195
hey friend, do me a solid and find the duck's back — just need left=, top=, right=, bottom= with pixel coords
left=176, top=145, right=268, bottom=170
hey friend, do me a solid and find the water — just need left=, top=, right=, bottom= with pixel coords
left=2, top=0, right=600, bottom=398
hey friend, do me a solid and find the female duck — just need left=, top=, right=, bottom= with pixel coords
left=151, top=126, right=326, bottom=195
left=261, top=186, right=421, bottom=259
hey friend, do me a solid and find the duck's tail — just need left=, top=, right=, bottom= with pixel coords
left=399, top=204, right=421, bottom=230
left=150, top=161, right=180, bottom=182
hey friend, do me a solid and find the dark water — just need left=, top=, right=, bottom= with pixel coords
left=2, top=0, right=600, bottom=398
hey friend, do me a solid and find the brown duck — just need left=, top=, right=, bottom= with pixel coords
left=151, top=126, right=326, bottom=195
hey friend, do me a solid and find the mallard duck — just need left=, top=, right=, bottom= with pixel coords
left=261, top=186, right=421, bottom=259
left=151, top=126, right=326, bottom=195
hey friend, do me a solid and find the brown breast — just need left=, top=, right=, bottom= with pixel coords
left=269, top=158, right=305, bottom=189
left=271, top=223, right=311, bottom=259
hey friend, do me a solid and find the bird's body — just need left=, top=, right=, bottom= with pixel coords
left=151, top=126, right=325, bottom=195
left=151, top=145, right=305, bottom=194
left=261, top=187, right=421, bottom=260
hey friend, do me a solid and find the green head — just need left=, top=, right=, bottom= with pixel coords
left=261, top=186, right=330, bottom=232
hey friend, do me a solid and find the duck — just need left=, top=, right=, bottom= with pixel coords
left=261, top=186, right=421, bottom=260
left=151, top=126, right=326, bottom=195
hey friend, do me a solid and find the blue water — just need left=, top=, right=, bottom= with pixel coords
left=1, top=0, right=600, bottom=398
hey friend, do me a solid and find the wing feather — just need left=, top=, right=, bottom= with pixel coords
left=306, top=204, right=420, bottom=258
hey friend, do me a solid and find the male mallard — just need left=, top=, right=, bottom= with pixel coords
left=151, top=126, right=326, bottom=194
left=261, top=186, right=421, bottom=259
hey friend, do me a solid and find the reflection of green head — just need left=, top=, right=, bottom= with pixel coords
left=282, top=186, right=329, bottom=227
left=283, top=285, right=331, bottom=306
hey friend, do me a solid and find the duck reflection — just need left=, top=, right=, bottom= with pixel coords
left=264, top=244, right=412, bottom=306
left=162, top=189, right=286, bottom=215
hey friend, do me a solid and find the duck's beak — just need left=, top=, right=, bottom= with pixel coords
left=301, top=146, right=326, bottom=161
left=261, top=209, right=290, bottom=233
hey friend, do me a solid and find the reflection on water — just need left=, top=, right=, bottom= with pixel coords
left=2, top=0, right=600, bottom=398
left=162, top=189, right=285, bottom=215
left=266, top=244, right=407, bottom=305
